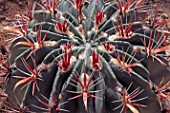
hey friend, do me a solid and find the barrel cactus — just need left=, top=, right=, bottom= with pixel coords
left=2, top=0, right=170, bottom=113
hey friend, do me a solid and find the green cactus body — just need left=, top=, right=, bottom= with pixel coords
left=3, top=0, right=170, bottom=113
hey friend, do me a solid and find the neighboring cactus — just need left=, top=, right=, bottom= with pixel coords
left=1, top=0, right=170, bottom=113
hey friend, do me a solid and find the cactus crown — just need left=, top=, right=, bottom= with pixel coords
left=1, top=0, right=170, bottom=113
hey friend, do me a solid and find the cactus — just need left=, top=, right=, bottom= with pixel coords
left=1, top=0, right=170, bottom=113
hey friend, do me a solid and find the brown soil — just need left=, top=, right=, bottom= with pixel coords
left=0, top=0, right=33, bottom=111
left=0, top=0, right=170, bottom=41
left=155, top=0, right=170, bottom=17
left=0, top=0, right=26, bottom=41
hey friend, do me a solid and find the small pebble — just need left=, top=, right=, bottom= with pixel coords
left=161, top=13, right=169, bottom=19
